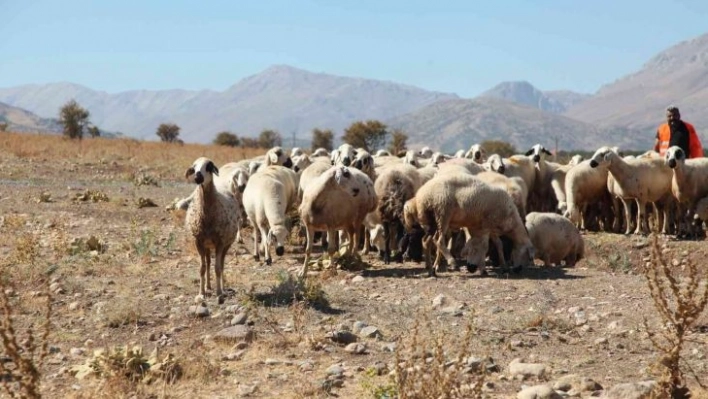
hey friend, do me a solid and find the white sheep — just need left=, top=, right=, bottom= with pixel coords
left=501, top=155, right=536, bottom=202
left=298, top=159, right=333, bottom=199
left=476, top=171, right=528, bottom=220
left=665, top=146, right=708, bottom=236
left=404, top=173, right=535, bottom=276
left=590, top=146, right=673, bottom=235
left=331, top=143, right=357, bottom=166
left=525, top=212, right=584, bottom=267
left=418, top=146, right=434, bottom=158
left=402, top=150, right=421, bottom=167
left=242, top=165, right=299, bottom=265
left=568, top=154, right=584, bottom=166
left=291, top=147, right=305, bottom=158
left=184, top=157, right=240, bottom=303
left=375, top=149, right=392, bottom=157
left=482, top=154, right=506, bottom=174
left=454, top=149, right=466, bottom=158
left=299, top=166, right=377, bottom=277
left=312, top=148, right=330, bottom=157
left=437, top=158, right=485, bottom=175
left=262, top=146, right=294, bottom=168
left=291, top=154, right=313, bottom=174
left=465, top=144, right=487, bottom=163
left=352, top=149, right=377, bottom=181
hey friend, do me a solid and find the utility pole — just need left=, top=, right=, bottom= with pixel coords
left=291, top=130, right=297, bottom=149
left=554, top=136, right=559, bottom=162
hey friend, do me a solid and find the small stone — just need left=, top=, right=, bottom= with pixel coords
left=69, top=348, right=85, bottom=356
left=84, top=339, right=94, bottom=348
left=153, top=294, right=169, bottom=300
left=326, top=365, right=344, bottom=376
left=326, top=330, right=358, bottom=345
left=360, top=326, right=382, bottom=339
left=352, top=321, right=367, bottom=333
left=264, top=358, right=281, bottom=365
left=351, top=276, right=365, bottom=283
left=607, top=321, right=620, bottom=330
left=510, top=340, right=524, bottom=348
left=214, top=325, right=254, bottom=344
left=606, top=381, right=655, bottom=399
left=381, top=342, right=397, bottom=353
left=517, top=384, right=563, bottom=399
left=432, top=294, right=446, bottom=308
left=344, top=343, right=367, bottom=354
left=594, top=337, right=608, bottom=346
left=195, top=306, right=210, bottom=318
left=231, top=313, right=248, bottom=326
left=567, top=306, right=582, bottom=314
left=490, top=306, right=504, bottom=314
left=509, top=358, right=546, bottom=379
left=68, top=302, right=80, bottom=311
left=299, top=362, right=314, bottom=372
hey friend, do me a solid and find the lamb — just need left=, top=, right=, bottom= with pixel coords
left=590, top=146, right=673, bottom=234
left=465, top=144, right=486, bottom=163
left=525, top=212, right=584, bottom=267
left=242, top=165, right=299, bottom=265
left=405, top=174, right=535, bottom=276
left=299, top=166, right=377, bottom=277
left=664, top=146, right=708, bottom=237
left=184, top=157, right=240, bottom=303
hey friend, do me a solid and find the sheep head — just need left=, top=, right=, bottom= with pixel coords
left=465, top=144, right=486, bottom=163
left=525, top=144, right=552, bottom=163
left=268, top=226, right=288, bottom=257
left=511, top=241, right=535, bottom=271
left=485, top=154, right=505, bottom=174
left=292, top=155, right=313, bottom=173
left=265, top=146, right=293, bottom=168
left=665, top=146, right=686, bottom=169
left=312, top=148, right=330, bottom=157
left=418, top=146, right=433, bottom=158
left=589, top=146, right=615, bottom=168
left=290, top=147, right=304, bottom=158
left=186, top=157, right=219, bottom=185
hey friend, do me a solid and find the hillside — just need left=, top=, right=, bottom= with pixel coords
left=565, top=33, right=708, bottom=141
left=0, top=101, right=61, bottom=133
left=0, top=65, right=457, bottom=143
left=388, top=98, right=649, bottom=152
left=480, top=81, right=590, bottom=113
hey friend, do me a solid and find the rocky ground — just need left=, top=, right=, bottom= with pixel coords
left=1, top=137, right=708, bottom=399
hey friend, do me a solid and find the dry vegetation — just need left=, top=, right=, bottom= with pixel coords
left=1, top=132, right=708, bottom=398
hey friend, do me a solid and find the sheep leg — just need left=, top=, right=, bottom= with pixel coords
left=620, top=198, right=632, bottom=235
left=382, top=222, right=391, bottom=264
left=361, top=227, right=371, bottom=255
left=634, top=199, right=647, bottom=235
left=434, top=230, right=456, bottom=272
left=196, top=243, right=208, bottom=299
left=204, top=247, right=212, bottom=293
left=299, top=224, right=314, bottom=278
left=215, top=246, right=225, bottom=304
left=262, top=225, right=272, bottom=265
left=326, top=229, right=337, bottom=256
left=422, top=234, right=435, bottom=277
left=252, top=224, right=260, bottom=261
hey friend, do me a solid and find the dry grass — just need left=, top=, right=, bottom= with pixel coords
left=643, top=235, right=708, bottom=398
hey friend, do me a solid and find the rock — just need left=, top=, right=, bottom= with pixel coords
left=509, top=358, right=546, bottom=379
left=195, top=306, right=210, bottom=318
left=264, top=358, right=281, bottom=365
left=222, top=351, right=245, bottom=361
left=326, top=364, right=344, bottom=376
left=595, top=337, right=608, bottom=346
left=352, top=321, right=367, bottom=333
left=360, top=326, right=382, bottom=339
left=567, top=306, right=582, bottom=314
left=510, top=340, right=524, bottom=348
left=441, top=306, right=464, bottom=316
left=153, top=294, right=169, bottom=301
left=607, top=321, right=621, bottom=330
left=553, top=374, right=603, bottom=392
left=326, top=330, right=358, bottom=345
left=351, top=276, right=365, bottom=283
left=381, top=342, right=397, bottom=353
left=604, top=381, right=655, bottom=399
left=344, top=343, right=367, bottom=354
left=490, top=306, right=504, bottom=314
left=517, top=384, right=563, bottom=399
left=69, top=348, right=85, bottom=356
left=231, top=313, right=248, bottom=326
left=214, top=325, right=254, bottom=344
left=432, top=294, right=446, bottom=308
left=299, top=361, right=314, bottom=372
left=68, top=302, right=80, bottom=311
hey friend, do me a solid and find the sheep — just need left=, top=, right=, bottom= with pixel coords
left=482, top=154, right=506, bottom=174
left=418, top=146, right=434, bottom=158
left=564, top=159, right=614, bottom=231
left=454, top=149, right=466, bottom=158
left=184, top=157, right=240, bottom=303
left=525, top=144, right=562, bottom=212
left=312, top=148, right=330, bottom=157
left=465, top=144, right=486, bottom=163
left=299, top=166, right=377, bottom=277
left=437, top=158, right=486, bottom=175
left=331, top=143, right=357, bottom=166
left=568, top=154, right=584, bottom=166
left=476, top=171, right=528, bottom=220
left=405, top=173, right=535, bottom=276
left=429, top=152, right=452, bottom=166
left=298, top=159, right=333, bottom=199
left=248, top=160, right=262, bottom=175
left=589, top=146, right=673, bottom=235
left=352, top=150, right=377, bottom=181
left=374, top=163, right=422, bottom=263
left=291, top=147, right=305, bottom=158
left=664, top=146, right=708, bottom=237
left=501, top=155, right=536, bottom=200
left=291, top=154, right=313, bottom=174
left=694, top=196, right=708, bottom=224
left=242, top=165, right=299, bottom=265
left=402, top=150, right=421, bottom=167
left=262, top=146, right=294, bottom=168
left=525, top=212, right=584, bottom=267
left=375, top=149, right=392, bottom=157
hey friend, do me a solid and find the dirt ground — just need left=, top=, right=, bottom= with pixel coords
left=1, top=134, right=707, bottom=399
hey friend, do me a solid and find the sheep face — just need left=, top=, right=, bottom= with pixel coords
left=186, top=157, right=219, bottom=185
left=431, top=152, right=451, bottom=166
left=353, top=152, right=374, bottom=172
left=589, top=146, right=614, bottom=168
left=290, top=147, right=304, bottom=158
left=525, top=144, right=552, bottom=163
left=333, top=144, right=356, bottom=166
left=511, top=242, right=535, bottom=269
left=292, top=155, right=313, bottom=173
left=234, top=170, right=249, bottom=193
left=403, top=150, right=420, bottom=167
left=665, top=146, right=685, bottom=169
left=486, top=154, right=505, bottom=174
left=268, top=226, right=288, bottom=256
left=466, top=144, right=486, bottom=162
left=418, top=147, right=433, bottom=158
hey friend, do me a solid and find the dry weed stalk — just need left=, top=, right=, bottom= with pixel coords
left=643, top=235, right=708, bottom=398
left=393, top=318, right=485, bottom=399
left=0, top=280, right=52, bottom=399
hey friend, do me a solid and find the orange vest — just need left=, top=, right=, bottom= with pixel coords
left=656, top=121, right=704, bottom=158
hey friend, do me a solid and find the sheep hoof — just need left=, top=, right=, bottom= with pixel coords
left=217, top=294, right=225, bottom=305
left=264, top=258, right=272, bottom=266
left=392, top=252, right=403, bottom=263
left=466, top=263, right=477, bottom=274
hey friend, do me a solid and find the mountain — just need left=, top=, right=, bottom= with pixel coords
left=565, top=33, right=708, bottom=140
left=0, top=102, right=61, bottom=133
left=388, top=98, right=649, bottom=152
left=0, top=65, right=458, bottom=143
left=479, top=81, right=590, bottom=113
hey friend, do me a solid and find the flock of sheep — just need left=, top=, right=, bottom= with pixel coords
left=176, top=141, right=708, bottom=303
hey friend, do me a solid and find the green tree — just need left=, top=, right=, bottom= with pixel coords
left=213, top=131, right=240, bottom=147
left=258, top=129, right=282, bottom=148
left=481, top=140, right=517, bottom=158
left=311, top=128, right=334, bottom=151
left=388, top=129, right=408, bottom=155
left=59, top=99, right=91, bottom=140
left=87, top=125, right=100, bottom=138
left=156, top=123, right=181, bottom=143
left=342, top=120, right=388, bottom=152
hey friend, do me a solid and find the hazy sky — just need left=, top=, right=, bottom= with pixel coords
left=1, top=0, right=707, bottom=97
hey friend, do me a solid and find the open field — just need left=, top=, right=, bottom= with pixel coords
left=1, top=132, right=708, bottom=398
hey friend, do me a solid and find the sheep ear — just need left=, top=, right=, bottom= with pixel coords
left=207, top=161, right=219, bottom=176
left=524, top=149, right=534, bottom=156
left=269, top=152, right=278, bottom=164
left=542, top=148, right=552, bottom=156
left=185, top=167, right=195, bottom=179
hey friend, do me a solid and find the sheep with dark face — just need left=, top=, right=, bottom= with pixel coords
left=331, top=143, right=357, bottom=167
left=184, top=157, right=240, bottom=304
left=465, top=144, right=487, bottom=163
left=298, top=166, right=377, bottom=277
left=262, top=146, right=293, bottom=169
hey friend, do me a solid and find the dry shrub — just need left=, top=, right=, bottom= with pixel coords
left=0, top=279, right=52, bottom=399
left=389, top=318, right=486, bottom=399
left=643, top=235, right=708, bottom=398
